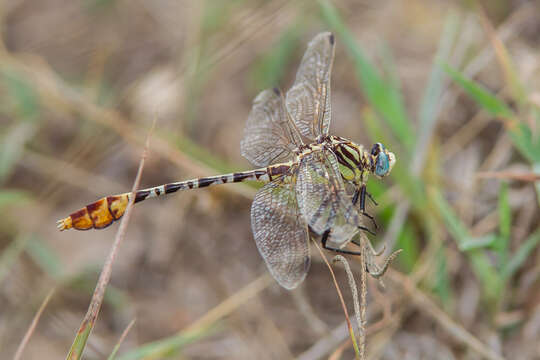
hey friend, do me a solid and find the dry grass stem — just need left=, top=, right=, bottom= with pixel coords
left=312, top=240, right=360, bottom=358
left=107, top=319, right=136, bottom=360
left=183, top=274, right=272, bottom=335
left=13, top=288, right=55, bottom=360
left=66, top=122, right=153, bottom=359
left=333, top=254, right=365, bottom=360
left=476, top=171, right=540, bottom=182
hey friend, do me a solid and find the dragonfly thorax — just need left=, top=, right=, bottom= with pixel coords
left=329, top=136, right=395, bottom=183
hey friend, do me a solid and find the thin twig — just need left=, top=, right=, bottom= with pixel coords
left=183, top=274, right=272, bottom=334
left=66, top=121, right=154, bottom=360
left=312, top=241, right=360, bottom=359
left=360, top=238, right=368, bottom=359
left=13, top=288, right=55, bottom=360
left=476, top=171, right=540, bottom=182
left=328, top=339, right=349, bottom=360
left=333, top=255, right=365, bottom=360
left=107, top=319, right=136, bottom=360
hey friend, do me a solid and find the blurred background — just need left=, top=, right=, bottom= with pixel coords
left=1, top=0, right=539, bottom=359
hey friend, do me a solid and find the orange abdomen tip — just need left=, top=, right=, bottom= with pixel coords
left=57, top=216, right=73, bottom=231
left=56, top=207, right=93, bottom=231
left=57, top=194, right=129, bottom=231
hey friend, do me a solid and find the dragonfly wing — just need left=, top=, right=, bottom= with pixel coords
left=296, top=149, right=361, bottom=246
left=251, top=176, right=310, bottom=289
left=241, top=88, right=301, bottom=167
left=286, top=32, right=335, bottom=140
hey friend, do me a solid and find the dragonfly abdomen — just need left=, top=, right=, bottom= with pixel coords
left=57, top=167, right=279, bottom=231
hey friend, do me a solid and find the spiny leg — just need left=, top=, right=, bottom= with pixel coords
left=355, top=184, right=378, bottom=229
left=319, top=226, right=375, bottom=256
left=366, top=190, right=378, bottom=206
left=361, top=238, right=386, bottom=256
left=359, top=225, right=376, bottom=236
left=320, top=230, right=364, bottom=256
left=350, top=238, right=385, bottom=256
left=352, top=188, right=360, bottom=206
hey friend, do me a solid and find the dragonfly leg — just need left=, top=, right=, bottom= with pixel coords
left=350, top=238, right=384, bottom=255
left=362, top=212, right=378, bottom=230
left=352, top=188, right=360, bottom=205
left=365, top=186, right=378, bottom=206
left=358, top=225, right=376, bottom=236
left=359, top=184, right=378, bottom=229
left=321, top=230, right=363, bottom=256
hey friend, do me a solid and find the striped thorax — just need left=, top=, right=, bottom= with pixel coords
left=308, top=135, right=396, bottom=186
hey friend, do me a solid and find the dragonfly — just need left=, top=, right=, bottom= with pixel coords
left=57, top=32, right=396, bottom=289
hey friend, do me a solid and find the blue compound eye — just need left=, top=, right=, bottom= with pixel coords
left=375, top=153, right=390, bottom=176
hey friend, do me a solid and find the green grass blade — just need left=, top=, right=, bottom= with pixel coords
left=108, top=319, right=136, bottom=360
left=412, top=14, right=459, bottom=173
left=442, top=63, right=514, bottom=118
left=431, top=189, right=501, bottom=302
left=432, top=247, right=452, bottom=308
left=478, top=11, right=527, bottom=107
left=458, top=234, right=497, bottom=251
left=0, top=189, right=31, bottom=210
left=496, top=182, right=511, bottom=267
left=501, top=229, right=540, bottom=280
left=318, top=0, right=414, bottom=152
left=116, top=326, right=218, bottom=360
left=26, top=236, right=64, bottom=279
left=0, top=123, right=37, bottom=183
left=0, top=233, right=31, bottom=284
left=1, top=69, right=40, bottom=121
left=443, top=63, right=540, bottom=163
left=67, top=321, right=93, bottom=360
left=507, top=122, right=540, bottom=164
left=396, top=224, right=419, bottom=273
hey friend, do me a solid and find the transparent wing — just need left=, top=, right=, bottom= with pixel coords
left=286, top=32, right=335, bottom=140
left=241, top=88, right=302, bottom=167
left=251, top=175, right=310, bottom=289
left=296, top=149, right=361, bottom=246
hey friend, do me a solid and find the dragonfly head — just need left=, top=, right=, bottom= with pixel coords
left=370, top=143, right=396, bottom=178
